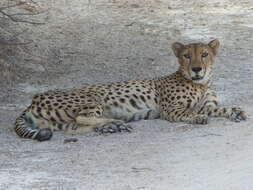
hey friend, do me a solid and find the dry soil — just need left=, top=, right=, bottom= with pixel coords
left=0, top=0, right=253, bottom=190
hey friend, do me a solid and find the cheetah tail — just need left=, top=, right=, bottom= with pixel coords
left=14, top=111, right=53, bottom=141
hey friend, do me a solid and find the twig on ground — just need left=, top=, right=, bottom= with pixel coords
left=0, top=39, right=32, bottom=45
left=0, top=2, right=25, bottom=11
left=0, top=9, right=45, bottom=25
left=195, top=133, right=223, bottom=138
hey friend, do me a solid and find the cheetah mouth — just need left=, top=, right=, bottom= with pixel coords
left=191, top=76, right=204, bottom=81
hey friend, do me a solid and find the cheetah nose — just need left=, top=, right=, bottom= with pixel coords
left=192, top=67, right=202, bottom=73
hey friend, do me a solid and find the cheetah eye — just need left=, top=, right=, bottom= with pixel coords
left=184, top=54, right=191, bottom=59
left=202, top=52, right=208, bottom=58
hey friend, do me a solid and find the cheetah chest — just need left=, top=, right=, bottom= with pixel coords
left=160, top=81, right=207, bottom=111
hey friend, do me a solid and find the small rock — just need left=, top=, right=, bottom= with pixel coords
left=64, top=138, right=78, bottom=143
left=130, top=4, right=140, bottom=8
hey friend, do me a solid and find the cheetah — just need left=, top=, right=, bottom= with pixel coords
left=15, top=39, right=247, bottom=141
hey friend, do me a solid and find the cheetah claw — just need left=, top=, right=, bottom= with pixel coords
left=95, top=121, right=133, bottom=134
left=230, top=107, right=247, bottom=122
left=193, top=114, right=208, bottom=125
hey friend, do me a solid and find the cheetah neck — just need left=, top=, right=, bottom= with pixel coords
left=160, top=71, right=210, bottom=89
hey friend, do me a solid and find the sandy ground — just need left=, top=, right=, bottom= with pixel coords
left=0, top=0, right=253, bottom=189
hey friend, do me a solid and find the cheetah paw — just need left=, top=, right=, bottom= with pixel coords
left=193, top=114, right=208, bottom=125
left=95, top=121, right=133, bottom=134
left=230, top=107, right=247, bottom=122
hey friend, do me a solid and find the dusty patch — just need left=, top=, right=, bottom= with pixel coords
left=0, top=0, right=253, bottom=189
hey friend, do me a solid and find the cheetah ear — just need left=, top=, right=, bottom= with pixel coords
left=208, top=39, right=220, bottom=55
left=172, top=42, right=184, bottom=58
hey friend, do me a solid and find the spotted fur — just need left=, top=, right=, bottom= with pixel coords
left=14, top=39, right=247, bottom=141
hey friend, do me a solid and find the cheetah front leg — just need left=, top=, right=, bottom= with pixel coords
left=161, top=105, right=209, bottom=125
left=66, top=103, right=132, bottom=134
left=197, top=90, right=247, bottom=122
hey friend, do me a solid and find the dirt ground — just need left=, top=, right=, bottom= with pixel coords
left=1, top=0, right=253, bottom=189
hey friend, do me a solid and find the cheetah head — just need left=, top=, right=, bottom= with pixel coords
left=172, top=39, right=220, bottom=84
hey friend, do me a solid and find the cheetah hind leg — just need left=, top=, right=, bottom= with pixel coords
left=95, top=120, right=132, bottom=134
left=95, top=109, right=160, bottom=134
left=70, top=116, right=132, bottom=134
left=94, top=108, right=160, bottom=134
left=66, top=104, right=132, bottom=135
